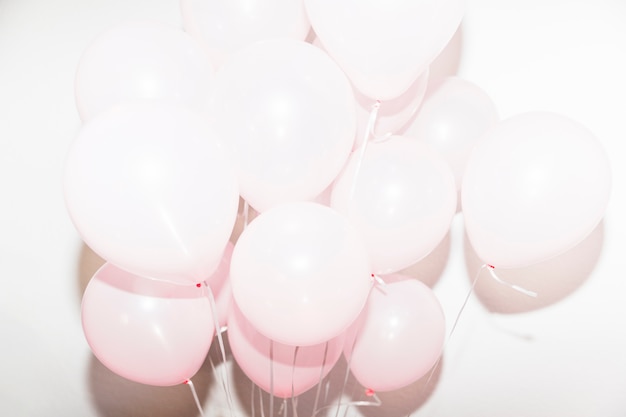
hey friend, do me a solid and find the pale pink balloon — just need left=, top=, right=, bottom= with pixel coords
left=75, top=21, right=214, bottom=121
left=331, top=136, right=457, bottom=274
left=64, top=102, right=239, bottom=285
left=402, top=77, right=499, bottom=191
left=354, top=70, right=429, bottom=148
left=230, top=202, right=372, bottom=346
left=345, top=277, right=445, bottom=392
left=181, top=0, right=310, bottom=68
left=81, top=263, right=215, bottom=386
left=304, top=0, right=465, bottom=100
left=227, top=304, right=344, bottom=398
left=462, top=112, right=611, bottom=268
left=210, top=39, right=357, bottom=212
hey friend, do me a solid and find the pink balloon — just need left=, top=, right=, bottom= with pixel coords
left=304, top=0, right=465, bottom=100
left=181, top=0, right=310, bottom=68
left=402, top=77, right=499, bottom=191
left=345, top=277, right=445, bottom=392
left=227, top=304, right=344, bottom=398
left=462, top=112, right=611, bottom=268
left=75, top=21, right=214, bottom=121
left=230, top=202, right=372, bottom=346
left=210, top=39, right=357, bottom=212
left=81, top=263, right=215, bottom=386
left=64, top=102, right=239, bottom=285
left=331, top=136, right=457, bottom=274
left=354, top=70, right=429, bottom=148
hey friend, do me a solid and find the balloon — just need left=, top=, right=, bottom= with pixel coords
left=354, top=69, right=429, bottom=148
left=331, top=136, right=457, bottom=274
left=181, top=0, right=310, bottom=68
left=75, top=21, right=214, bottom=121
left=81, top=263, right=215, bottom=386
left=210, top=39, right=357, bottom=212
left=227, top=304, right=344, bottom=398
left=345, top=277, right=445, bottom=392
left=403, top=76, right=499, bottom=191
left=230, top=202, right=372, bottom=346
left=304, top=0, right=465, bottom=100
left=64, top=102, right=239, bottom=285
left=462, top=111, right=611, bottom=268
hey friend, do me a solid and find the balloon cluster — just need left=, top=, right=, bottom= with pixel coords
left=64, top=0, right=611, bottom=404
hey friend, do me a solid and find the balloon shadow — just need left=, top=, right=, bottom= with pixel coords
left=395, top=231, right=451, bottom=288
left=463, top=221, right=604, bottom=314
left=429, top=24, right=463, bottom=79
left=87, top=351, right=214, bottom=417
left=76, top=242, right=105, bottom=301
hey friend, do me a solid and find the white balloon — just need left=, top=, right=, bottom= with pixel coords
left=331, top=136, right=457, bottom=274
left=462, top=112, right=611, bottom=268
left=75, top=21, right=214, bottom=121
left=210, top=39, right=357, bottom=212
left=181, top=0, right=310, bottom=68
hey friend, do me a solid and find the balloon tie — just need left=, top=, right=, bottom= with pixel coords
left=184, top=379, right=205, bottom=417
left=486, top=264, right=537, bottom=297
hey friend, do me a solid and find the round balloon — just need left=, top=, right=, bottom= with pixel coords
left=305, top=0, right=465, bottom=100
left=331, top=136, right=457, bottom=274
left=181, top=0, right=310, bottom=67
left=82, top=263, right=215, bottom=386
left=230, top=202, right=372, bottom=346
left=210, top=39, right=357, bottom=212
left=462, top=111, right=611, bottom=268
left=75, top=21, right=214, bottom=121
left=403, top=76, right=499, bottom=191
left=227, top=304, right=344, bottom=398
left=345, top=277, right=445, bottom=392
left=64, top=102, right=239, bottom=285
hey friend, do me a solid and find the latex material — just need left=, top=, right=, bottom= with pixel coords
left=64, top=102, right=239, bottom=285
left=403, top=76, right=499, bottom=190
left=227, top=305, right=344, bottom=398
left=462, top=111, right=611, bottom=268
left=331, top=137, right=457, bottom=274
left=230, top=202, right=371, bottom=346
left=211, top=39, right=356, bottom=212
left=75, top=21, right=214, bottom=121
left=81, top=263, right=214, bottom=386
left=180, top=0, right=310, bottom=68
left=304, top=0, right=465, bottom=100
left=345, top=277, right=445, bottom=392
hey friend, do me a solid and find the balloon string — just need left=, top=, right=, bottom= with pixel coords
left=270, top=340, right=275, bottom=417
left=290, top=346, right=300, bottom=416
left=486, top=265, right=537, bottom=297
left=259, top=385, right=266, bottom=417
left=311, top=342, right=329, bottom=417
left=184, top=379, right=205, bottom=417
left=202, top=283, right=236, bottom=417
left=349, top=101, right=380, bottom=202
left=251, top=381, right=256, bottom=417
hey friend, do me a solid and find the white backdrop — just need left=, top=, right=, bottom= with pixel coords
left=1, top=0, right=625, bottom=416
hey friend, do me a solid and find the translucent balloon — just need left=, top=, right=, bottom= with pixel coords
left=75, top=21, right=214, bottom=121
left=331, top=136, right=457, bottom=274
left=462, top=112, right=611, bottom=268
left=230, top=202, right=372, bottom=346
left=82, top=263, right=214, bottom=386
left=227, top=304, right=344, bottom=398
left=345, top=277, right=445, bottom=392
left=304, top=0, right=465, bottom=100
left=64, top=102, right=239, bottom=285
left=403, top=76, right=499, bottom=191
left=181, top=0, right=310, bottom=68
left=210, top=39, right=357, bottom=212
